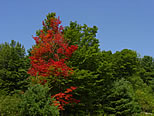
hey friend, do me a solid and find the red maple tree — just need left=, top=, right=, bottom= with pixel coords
left=28, top=14, right=79, bottom=110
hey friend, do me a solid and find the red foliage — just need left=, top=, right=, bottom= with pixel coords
left=28, top=16, right=78, bottom=77
left=28, top=16, right=79, bottom=110
left=51, top=86, right=80, bottom=110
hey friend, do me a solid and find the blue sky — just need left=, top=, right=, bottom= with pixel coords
left=0, top=0, right=154, bottom=57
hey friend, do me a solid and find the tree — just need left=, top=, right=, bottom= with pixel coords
left=112, top=49, right=139, bottom=79
left=104, top=78, right=141, bottom=116
left=94, top=51, right=114, bottom=110
left=139, top=56, right=154, bottom=91
left=140, top=56, right=154, bottom=72
left=127, top=75, right=154, bottom=113
left=62, top=21, right=104, bottom=114
left=64, top=69, right=98, bottom=115
left=0, top=40, right=29, bottom=95
left=63, top=21, right=100, bottom=72
left=28, top=13, right=79, bottom=110
left=28, top=13, right=78, bottom=79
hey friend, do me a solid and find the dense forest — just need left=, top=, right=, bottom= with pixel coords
left=0, top=13, right=154, bottom=116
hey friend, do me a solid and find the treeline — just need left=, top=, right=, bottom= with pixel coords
left=0, top=13, right=154, bottom=116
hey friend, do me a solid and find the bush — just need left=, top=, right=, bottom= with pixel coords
left=18, top=83, right=59, bottom=116
left=0, top=94, right=21, bottom=116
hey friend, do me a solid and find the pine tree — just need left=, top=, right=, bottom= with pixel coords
left=104, top=78, right=140, bottom=116
left=0, top=40, right=29, bottom=95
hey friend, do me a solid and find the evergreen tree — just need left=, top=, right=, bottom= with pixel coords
left=104, top=78, right=141, bottom=116
left=18, top=84, right=59, bottom=116
left=0, top=40, right=29, bottom=95
left=65, top=69, right=98, bottom=114
left=140, top=56, right=154, bottom=91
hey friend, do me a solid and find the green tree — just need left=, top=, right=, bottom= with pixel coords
left=18, top=84, right=59, bottom=116
left=60, top=20, right=102, bottom=114
left=0, top=40, right=29, bottom=95
left=67, top=70, right=98, bottom=114
left=140, top=56, right=154, bottom=72
left=104, top=78, right=141, bottom=116
left=135, top=88, right=154, bottom=113
left=64, top=21, right=100, bottom=72
left=139, top=56, right=154, bottom=91
left=112, top=49, right=139, bottom=79
left=128, top=75, right=154, bottom=113
left=94, top=51, right=114, bottom=108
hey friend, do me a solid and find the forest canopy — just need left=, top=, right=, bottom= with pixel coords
left=0, top=13, right=154, bottom=116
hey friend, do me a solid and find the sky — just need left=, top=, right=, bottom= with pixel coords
left=0, top=0, right=154, bottom=57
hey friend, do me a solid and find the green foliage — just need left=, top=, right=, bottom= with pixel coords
left=62, top=21, right=102, bottom=114
left=96, top=51, right=114, bottom=87
left=63, top=69, right=98, bottom=115
left=104, top=78, right=141, bottom=116
left=94, top=51, right=114, bottom=109
left=18, top=84, right=59, bottom=116
left=112, top=49, right=139, bottom=79
left=74, top=70, right=97, bottom=109
left=135, top=89, right=154, bottom=113
left=140, top=56, right=154, bottom=92
left=64, top=21, right=100, bottom=71
left=140, top=56, right=154, bottom=72
left=126, top=75, right=154, bottom=113
left=0, top=40, right=29, bottom=95
left=0, top=94, right=21, bottom=116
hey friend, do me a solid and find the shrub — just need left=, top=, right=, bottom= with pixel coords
left=0, top=94, right=20, bottom=116
left=18, top=84, right=59, bottom=116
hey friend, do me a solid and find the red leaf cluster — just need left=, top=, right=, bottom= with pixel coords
left=51, top=86, right=80, bottom=110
